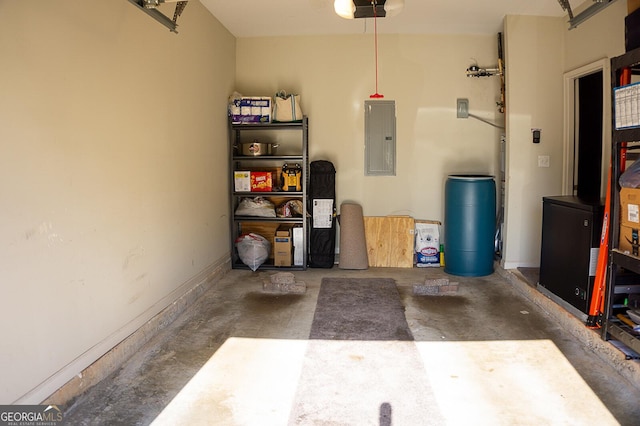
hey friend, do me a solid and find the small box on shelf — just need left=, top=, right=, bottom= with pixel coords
left=230, top=97, right=271, bottom=124
left=274, top=226, right=292, bottom=267
left=620, top=187, right=640, bottom=227
left=250, top=171, right=274, bottom=192
left=619, top=224, right=639, bottom=256
left=234, top=171, right=251, bottom=192
left=619, top=188, right=640, bottom=256
left=233, top=168, right=283, bottom=193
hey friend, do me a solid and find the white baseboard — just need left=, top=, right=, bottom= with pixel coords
left=501, top=260, right=539, bottom=269
left=15, top=255, right=230, bottom=405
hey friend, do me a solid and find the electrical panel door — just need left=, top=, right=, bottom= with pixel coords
left=365, top=100, right=396, bottom=176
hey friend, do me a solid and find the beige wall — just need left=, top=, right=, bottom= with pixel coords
left=237, top=34, right=503, bottom=224
left=501, top=1, right=627, bottom=269
left=0, top=1, right=234, bottom=403
left=502, top=15, right=566, bottom=269
left=565, top=0, right=626, bottom=71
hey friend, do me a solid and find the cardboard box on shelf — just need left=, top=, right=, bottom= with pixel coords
left=274, top=226, right=292, bottom=267
left=619, top=188, right=640, bottom=256
left=250, top=171, right=273, bottom=192
left=230, top=97, right=271, bottom=124
left=619, top=223, right=640, bottom=256
left=620, top=187, right=640, bottom=227
left=234, top=171, right=251, bottom=192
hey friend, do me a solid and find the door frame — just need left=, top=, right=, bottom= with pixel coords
left=562, top=58, right=611, bottom=197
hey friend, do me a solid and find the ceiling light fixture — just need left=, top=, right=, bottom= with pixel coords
left=333, top=0, right=404, bottom=20
left=334, top=0, right=356, bottom=19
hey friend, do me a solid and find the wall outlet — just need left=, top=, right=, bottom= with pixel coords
left=538, top=155, right=550, bottom=168
left=457, top=98, right=469, bottom=118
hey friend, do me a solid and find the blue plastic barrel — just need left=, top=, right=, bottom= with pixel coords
left=444, top=175, right=496, bottom=277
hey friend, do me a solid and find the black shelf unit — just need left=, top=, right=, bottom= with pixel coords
left=602, top=47, right=640, bottom=354
left=229, top=117, right=309, bottom=270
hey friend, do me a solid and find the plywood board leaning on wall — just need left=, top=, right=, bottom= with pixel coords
left=363, top=216, right=415, bottom=268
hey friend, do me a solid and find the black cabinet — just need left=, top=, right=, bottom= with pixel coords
left=539, top=196, right=603, bottom=317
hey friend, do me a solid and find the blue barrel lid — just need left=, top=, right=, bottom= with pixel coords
left=448, top=174, right=494, bottom=181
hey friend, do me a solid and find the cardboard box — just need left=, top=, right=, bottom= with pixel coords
left=620, top=187, right=640, bottom=227
left=619, top=188, right=640, bottom=256
left=274, top=227, right=292, bottom=267
left=619, top=223, right=640, bottom=256
left=234, top=171, right=251, bottom=192
left=250, top=171, right=273, bottom=192
left=230, top=97, right=271, bottom=124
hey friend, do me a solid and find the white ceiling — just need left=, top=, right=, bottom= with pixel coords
left=198, top=0, right=586, bottom=37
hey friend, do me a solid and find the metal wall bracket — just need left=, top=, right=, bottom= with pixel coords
left=127, top=0, right=188, bottom=33
left=567, top=0, right=618, bottom=30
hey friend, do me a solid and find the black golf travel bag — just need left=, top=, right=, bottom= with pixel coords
left=307, top=160, right=336, bottom=268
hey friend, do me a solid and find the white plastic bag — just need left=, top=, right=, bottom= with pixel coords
left=235, top=233, right=271, bottom=271
left=235, top=197, right=276, bottom=217
left=620, top=159, right=640, bottom=188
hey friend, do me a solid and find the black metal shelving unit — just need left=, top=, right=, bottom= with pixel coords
left=602, top=47, right=640, bottom=354
left=228, top=117, right=309, bottom=270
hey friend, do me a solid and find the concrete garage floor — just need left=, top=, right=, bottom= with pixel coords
left=62, top=266, right=640, bottom=425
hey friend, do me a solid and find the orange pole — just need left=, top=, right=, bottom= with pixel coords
left=587, top=164, right=612, bottom=327
left=586, top=67, right=631, bottom=328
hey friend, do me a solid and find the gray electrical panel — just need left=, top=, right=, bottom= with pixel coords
left=365, top=100, right=396, bottom=176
